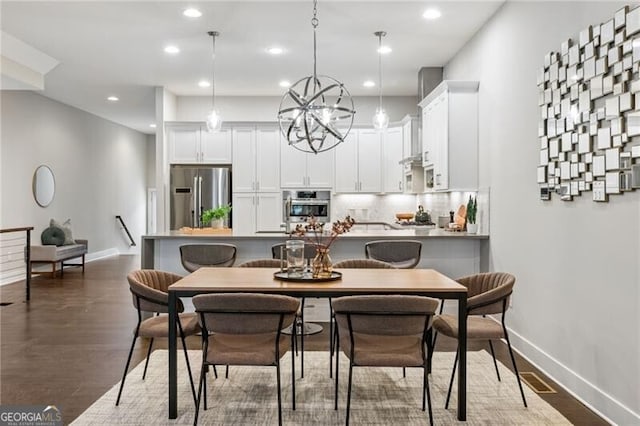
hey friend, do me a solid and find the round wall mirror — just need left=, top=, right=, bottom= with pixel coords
left=32, top=165, right=55, bottom=207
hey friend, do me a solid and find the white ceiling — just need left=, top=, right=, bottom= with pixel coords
left=1, top=1, right=504, bottom=134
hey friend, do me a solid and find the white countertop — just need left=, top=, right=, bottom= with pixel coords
left=143, top=228, right=488, bottom=240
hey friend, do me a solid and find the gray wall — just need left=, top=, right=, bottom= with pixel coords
left=444, top=2, right=639, bottom=423
left=1, top=91, right=149, bottom=267
left=176, top=95, right=419, bottom=124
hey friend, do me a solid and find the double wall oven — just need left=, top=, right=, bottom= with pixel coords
left=283, top=190, right=330, bottom=230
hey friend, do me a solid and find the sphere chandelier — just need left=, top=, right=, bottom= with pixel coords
left=277, top=0, right=355, bottom=154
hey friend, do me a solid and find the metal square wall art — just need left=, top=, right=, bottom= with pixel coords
left=538, top=5, right=640, bottom=202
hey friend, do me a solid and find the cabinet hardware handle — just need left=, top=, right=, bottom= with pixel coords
left=355, top=182, right=358, bottom=191
left=399, top=181, right=402, bottom=191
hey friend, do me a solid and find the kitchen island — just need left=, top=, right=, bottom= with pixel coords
left=141, top=228, right=489, bottom=279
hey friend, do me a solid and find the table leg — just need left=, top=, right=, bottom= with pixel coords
left=169, top=291, right=177, bottom=419
left=457, top=294, right=467, bottom=420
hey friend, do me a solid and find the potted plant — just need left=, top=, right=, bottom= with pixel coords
left=466, top=195, right=478, bottom=234
left=201, top=204, right=232, bottom=229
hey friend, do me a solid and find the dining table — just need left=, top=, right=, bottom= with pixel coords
left=167, top=267, right=469, bottom=421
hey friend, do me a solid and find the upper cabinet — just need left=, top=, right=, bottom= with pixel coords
left=166, top=123, right=232, bottom=164
left=419, top=81, right=479, bottom=191
left=280, top=143, right=334, bottom=188
left=382, top=126, right=404, bottom=193
left=232, top=125, right=280, bottom=193
left=334, top=128, right=382, bottom=193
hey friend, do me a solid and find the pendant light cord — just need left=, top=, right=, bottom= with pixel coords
left=377, top=32, right=384, bottom=111
left=312, top=0, right=318, bottom=85
left=208, top=31, right=218, bottom=111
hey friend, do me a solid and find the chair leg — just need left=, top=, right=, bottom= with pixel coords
left=225, top=365, right=229, bottom=379
left=203, top=367, right=208, bottom=411
left=276, top=361, right=283, bottom=426
left=429, top=331, right=439, bottom=374
left=426, top=328, right=434, bottom=374
left=142, top=338, right=154, bottom=379
left=504, top=329, right=528, bottom=408
left=488, top=339, right=501, bottom=381
left=178, top=321, right=197, bottom=404
left=346, top=362, right=354, bottom=426
left=403, top=367, right=406, bottom=378
left=425, top=367, right=434, bottom=426
left=300, top=303, right=305, bottom=379
left=194, top=362, right=206, bottom=426
left=334, top=337, right=339, bottom=410
left=115, top=332, right=138, bottom=406
left=291, top=334, right=296, bottom=411
left=445, top=347, right=459, bottom=410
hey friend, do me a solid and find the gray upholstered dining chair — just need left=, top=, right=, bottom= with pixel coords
left=116, top=269, right=199, bottom=406
left=328, top=258, right=396, bottom=377
left=238, top=258, right=283, bottom=268
left=271, top=241, right=320, bottom=379
left=192, top=293, right=300, bottom=426
left=271, top=242, right=317, bottom=263
left=364, top=240, right=422, bottom=268
left=431, top=272, right=528, bottom=409
left=332, top=295, right=439, bottom=426
left=179, top=243, right=237, bottom=272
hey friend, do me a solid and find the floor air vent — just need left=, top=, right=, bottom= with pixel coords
left=520, top=372, right=556, bottom=394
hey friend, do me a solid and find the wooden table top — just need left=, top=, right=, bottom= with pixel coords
left=170, top=267, right=466, bottom=297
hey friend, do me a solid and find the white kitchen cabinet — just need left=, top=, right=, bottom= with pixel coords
left=419, top=81, right=479, bottom=191
left=166, top=123, right=232, bottom=164
left=232, top=126, right=280, bottom=193
left=280, top=144, right=333, bottom=188
left=334, top=129, right=382, bottom=193
left=232, top=126, right=281, bottom=235
left=382, top=126, right=404, bottom=193
left=232, top=192, right=282, bottom=236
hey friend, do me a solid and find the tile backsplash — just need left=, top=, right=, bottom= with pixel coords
left=331, top=188, right=490, bottom=233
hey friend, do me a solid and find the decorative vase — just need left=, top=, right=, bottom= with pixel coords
left=210, top=219, right=224, bottom=229
left=312, top=247, right=333, bottom=278
left=466, top=223, right=478, bottom=234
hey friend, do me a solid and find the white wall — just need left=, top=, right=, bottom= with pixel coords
left=444, top=2, right=639, bottom=423
left=176, top=95, right=418, bottom=125
left=0, top=91, right=148, bottom=276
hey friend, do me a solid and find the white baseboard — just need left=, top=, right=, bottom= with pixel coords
left=0, top=248, right=121, bottom=287
left=507, top=325, right=639, bottom=425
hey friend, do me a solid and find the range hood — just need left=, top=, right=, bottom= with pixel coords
left=401, top=67, right=443, bottom=162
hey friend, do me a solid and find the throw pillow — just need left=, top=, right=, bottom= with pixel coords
left=50, top=218, right=76, bottom=245
left=41, top=226, right=65, bottom=246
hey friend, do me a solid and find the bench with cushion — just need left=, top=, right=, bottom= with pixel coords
left=29, top=239, right=88, bottom=277
left=27, top=221, right=87, bottom=278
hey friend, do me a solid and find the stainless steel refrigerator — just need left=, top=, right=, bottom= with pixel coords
left=170, top=165, right=231, bottom=229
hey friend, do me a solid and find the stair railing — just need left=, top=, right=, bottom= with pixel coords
left=115, top=216, right=136, bottom=247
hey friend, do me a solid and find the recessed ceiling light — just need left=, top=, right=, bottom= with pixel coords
left=279, top=80, right=291, bottom=88
left=107, top=96, right=119, bottom=102
left=363, top=80, right=375, bottom=88
left=267, top=46, right=284, bottom=55
left=183, top=8, right=202, bottom=18
left=198, top=80, right=211, bottom=88
left=149, top=123, right=157, bottom=128
left=377, top=45, right=392, bottom=54
left=164, top=45, right=180, bottom=54
left=423, top=8, right=442, bottom=20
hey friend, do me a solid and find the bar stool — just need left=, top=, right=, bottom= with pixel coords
left=179, top=244, right=237, bottom=273
left=364, top=240, right=422, bottom=269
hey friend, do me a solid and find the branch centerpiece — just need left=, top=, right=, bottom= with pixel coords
left=291, top=215, right=355, bottom=278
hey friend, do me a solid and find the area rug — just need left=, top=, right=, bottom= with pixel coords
left=71, top=350, right=569, bottom=425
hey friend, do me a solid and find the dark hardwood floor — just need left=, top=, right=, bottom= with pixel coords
left=0, top=256, right=606, bottom=424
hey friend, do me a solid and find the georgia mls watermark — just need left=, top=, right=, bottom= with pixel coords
left=0, top=405, right=62, bottom=426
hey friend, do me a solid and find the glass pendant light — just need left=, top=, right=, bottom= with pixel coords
left=372, top=31, right=389, bottom=130
left=277, top=0, right=355, bottom=154
left=205, top=31, right=222, bottom=132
